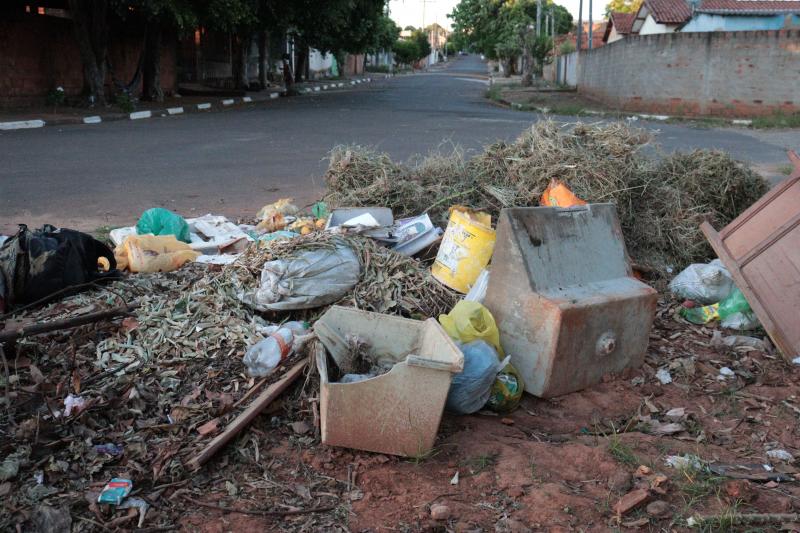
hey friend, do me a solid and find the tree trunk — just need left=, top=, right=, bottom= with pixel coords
left=521, top=28, right=534, bottom=87
left=68, top=0, right=108, bottom=105
left=257, top=30, right=268, bottom=89
left=294, top=45, right=307, bottom=83
left=142, top=20, right=163, bottom=102
left=234, top=33, right=250, bottom=90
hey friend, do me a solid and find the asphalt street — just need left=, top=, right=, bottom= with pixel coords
left=1, top=55, right=797, bottom=234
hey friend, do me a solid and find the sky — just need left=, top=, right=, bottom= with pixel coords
left=388, top=0, right=608, bottom=31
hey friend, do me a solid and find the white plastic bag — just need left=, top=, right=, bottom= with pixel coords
left=464, top=269, right=490, bottom=303
left=669, top=259, right=733, bottom=304
left=446, top=340, right=509, bottom=415
left=240, top=245, right=360, bottom=311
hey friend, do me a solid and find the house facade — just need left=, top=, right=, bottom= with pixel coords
left=603, top=12, right=636, bottom=42
left=628, top=0, right=800, bottom=35
left=631, top=0, right=692, bottom=34
left=681, top=0, right=800, bottom=31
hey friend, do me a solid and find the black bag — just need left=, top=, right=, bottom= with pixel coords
left=0, top=224, right=118, bottom=312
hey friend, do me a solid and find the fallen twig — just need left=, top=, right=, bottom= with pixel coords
left=187, top=359, right=308, bottom=469
left=689, top=512, right=800, bottom=526
left=182, top=496, right=335, bottom=516
left=0, top=303, right=139, bottom=344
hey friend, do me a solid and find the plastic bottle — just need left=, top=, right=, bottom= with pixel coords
left=244, top=322, right=308, bottom=377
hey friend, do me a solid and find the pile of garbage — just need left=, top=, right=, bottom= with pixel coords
left=324, top=121, right=768, bottom=277
left=1, top=131, right=793, bottom=532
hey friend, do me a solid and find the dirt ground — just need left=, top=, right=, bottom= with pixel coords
left=177, top=302, right=800, bottom=531
left=2, top=281, right=799, bottom=532
left=500, top=87, right=604, bottom=117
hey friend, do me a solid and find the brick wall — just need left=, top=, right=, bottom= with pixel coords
left=577, top=30, right=800, bottom=117
left=0, top=13, right=177, bottom=107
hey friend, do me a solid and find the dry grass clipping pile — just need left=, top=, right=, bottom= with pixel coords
left=226, top=232, right=458, bottom=319
left=322, top=121, right=768, bottom=277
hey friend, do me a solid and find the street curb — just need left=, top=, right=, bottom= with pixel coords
left=0, top=76, right=387, bottom=131
left=495, top=97, right=760, bottom=128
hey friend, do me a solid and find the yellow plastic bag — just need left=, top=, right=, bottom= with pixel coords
left=439, top=301, right=504, bottom=356
left=440, top=301, right=524, bottom=412
left=256, top=198, right=298, bottom=219
left=540, top=179, right=586, bottom=207
left=114, top=235, right=199, bottom=273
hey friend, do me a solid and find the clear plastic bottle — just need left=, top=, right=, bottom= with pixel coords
left=244, top=322, right=308, bottom=377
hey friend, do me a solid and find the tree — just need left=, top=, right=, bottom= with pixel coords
left=448, top=0, right=572, bottom=61
left=393, top=39, right=419, bottom=66
left=68, top=0, right=110, bottom=105
left=412, top=28, right=431, bottom=60
left=605, top=0, right=643, bottom=16
left=369, top=14, right=400, bottom=53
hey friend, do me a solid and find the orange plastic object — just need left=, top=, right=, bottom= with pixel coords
left=540, top=179, right=587, bottom=207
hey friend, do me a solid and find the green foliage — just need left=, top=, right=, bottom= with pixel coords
left=445, top=41, right=457, bottom=55
left=605, top=0, right=642, bottom=16
left=412, top=28, right=432, bottom=59
left=559, top=40, right=576, bottom=54
left=449, top=0, right=573, bottom=59
left=393, top=39, right=421, bottom=65
left=370, top=14, right=400, bottom=52
left=45, top=87, right=66, bottom=108
left=114, top=92, right=135, bottom=113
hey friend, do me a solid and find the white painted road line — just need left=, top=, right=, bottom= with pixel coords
left=242, top=96, right=252, bottom=103
left=270, top=92, right=279, bottom=99
left=197, top=103, right=211, bottom=110
left=222, top=98, right=235, bottom=106
left=313, top=86, right=321, bottom=92
left=130, top=110, right=152, bottom=120
left=166, top=107, right=184, bottom=115
left=83, top=116, right=102, bottom=124
left=0, top=119, right=46, bottom=130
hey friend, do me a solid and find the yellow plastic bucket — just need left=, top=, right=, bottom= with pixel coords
left=432, top=207, right=496, bottom=293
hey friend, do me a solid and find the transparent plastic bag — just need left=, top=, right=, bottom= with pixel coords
left=669, top=260, right=733, bottom=304
left=446, top=340, right=509, bottom=415
left=241, top=244, right=360, bottom=311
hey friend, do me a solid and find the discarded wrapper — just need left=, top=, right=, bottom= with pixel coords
left=97, top=478, right=132, bottom=505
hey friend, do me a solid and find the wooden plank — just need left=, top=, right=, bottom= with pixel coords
left=739, top=211, right=800, bottom=268
left=701, top=222, right=795, bottom=362
left=720, top=173, right=800, bottom=240
left=187, top=359, right=308, bottom=470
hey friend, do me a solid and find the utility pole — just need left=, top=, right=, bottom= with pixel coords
left=536, top=0, right=543, bottom=36
left=588, top=0, right=593, bottom=49
left=576, top=0, right=583, bottom=51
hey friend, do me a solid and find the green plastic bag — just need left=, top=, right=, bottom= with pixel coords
left=136, top=208, right=191, bottom=243
left=486, top=365, right=524, bottom=413
left=718, top=287, right=759, bottom=330
left=680, top=287, right=758, bottom=330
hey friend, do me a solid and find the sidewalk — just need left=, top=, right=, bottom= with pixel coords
left=0, top=75, right=386, bottom=130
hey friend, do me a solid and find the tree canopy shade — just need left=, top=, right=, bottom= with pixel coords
left=64, top=0, right=394, bottom=104
left=448, top=0, right=573, bottom=60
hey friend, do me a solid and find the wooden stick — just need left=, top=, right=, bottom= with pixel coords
left=182, top=496, right=335, bottom=517
left=232, top=376, right=270, bottom=409
left=0, top=304, right=138, bottom=344
left=690, top=512, right=800, bottom=526
left=187, top=359, right=308, bottom=470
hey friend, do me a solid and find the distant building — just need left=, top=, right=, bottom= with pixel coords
left=631, top=0, right=692, bottom=34
left=603, top=12, right=636, bottom=42
left=681, top=0, right=800, bottom=31
left=555, top=21, right=607, bottom=51
left=628, top=0, right=800, bottom=35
